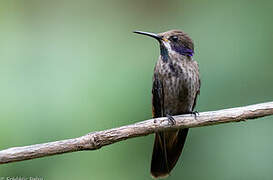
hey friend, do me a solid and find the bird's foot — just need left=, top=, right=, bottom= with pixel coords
left=189, top=110, right=199, bottom=119
left=166, top=114, right=176, bottom=125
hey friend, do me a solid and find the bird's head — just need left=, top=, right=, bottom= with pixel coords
left=134, top=29, right=194, bottom=58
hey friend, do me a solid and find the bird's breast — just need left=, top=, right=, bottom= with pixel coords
left=156, top=59, right=199, bottom=115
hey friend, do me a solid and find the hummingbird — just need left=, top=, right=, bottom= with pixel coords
left=134, top=30, right=200, bottom=178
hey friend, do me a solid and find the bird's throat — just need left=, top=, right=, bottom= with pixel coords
left=160, top=45, right=169, bottom=63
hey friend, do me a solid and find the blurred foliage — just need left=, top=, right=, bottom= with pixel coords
left=0, top=0, right=273, bottom=179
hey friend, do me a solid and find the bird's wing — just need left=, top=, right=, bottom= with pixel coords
left=192, top=60, right=201, bottom=110
left=151, top=72, right=189, bottom=178
left=152, top=73, right=164, bottom=118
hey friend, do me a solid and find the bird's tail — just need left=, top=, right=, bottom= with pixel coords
left=150, top=129, right=189, bottom=178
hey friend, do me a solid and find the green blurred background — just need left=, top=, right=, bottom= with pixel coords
left=0, top=0, right=273, bottom=179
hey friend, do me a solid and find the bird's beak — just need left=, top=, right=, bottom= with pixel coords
left=133, top=31, right=162, bottom=42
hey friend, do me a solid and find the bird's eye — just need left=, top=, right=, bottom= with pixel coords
left=170, top=36, right=178, bottom=42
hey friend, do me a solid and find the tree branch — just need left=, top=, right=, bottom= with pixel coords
left=0, top=101, right=273, bottom=164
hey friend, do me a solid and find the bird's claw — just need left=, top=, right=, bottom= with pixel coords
left=166, top=114, right=176, bottom=125
left=189, top=111, right=199, bottom=119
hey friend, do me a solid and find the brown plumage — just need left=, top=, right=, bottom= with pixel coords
left=134, top=30, right=200, bottom=178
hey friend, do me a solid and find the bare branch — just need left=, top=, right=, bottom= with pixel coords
left=0, top=101, right=273, bottom=164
